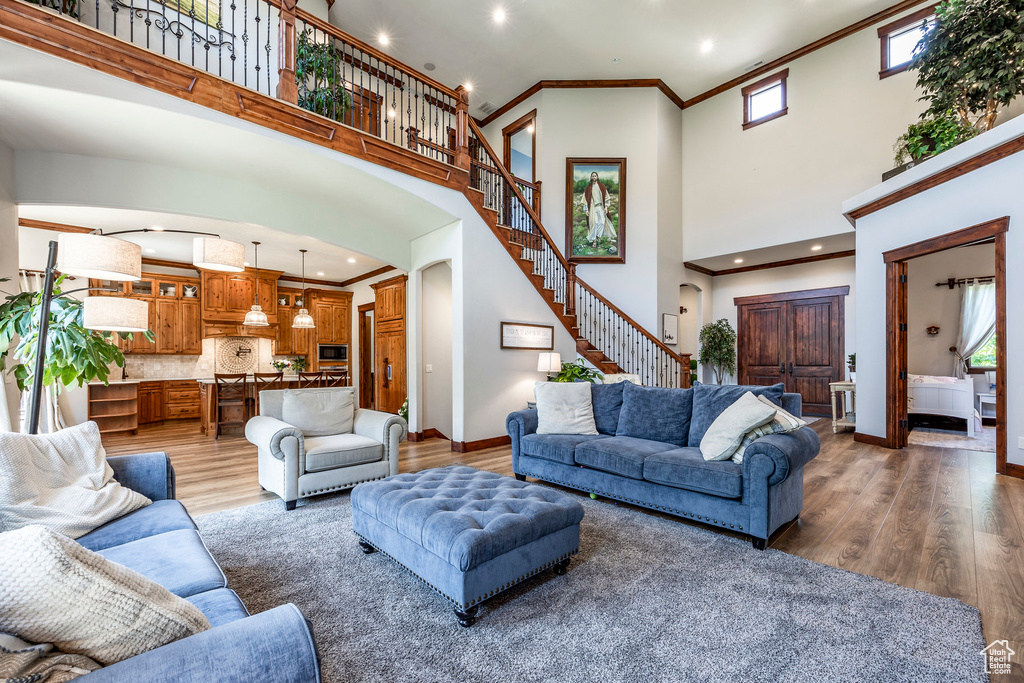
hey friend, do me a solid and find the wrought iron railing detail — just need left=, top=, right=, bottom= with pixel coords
left=468, top=119, right=690, bottom=388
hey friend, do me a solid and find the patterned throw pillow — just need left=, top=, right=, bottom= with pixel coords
left=699, top=392, right=778, bottom=462
left=732, top=395, right=807, bottom=463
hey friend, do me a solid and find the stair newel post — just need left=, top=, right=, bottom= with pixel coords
left=454, top=85, right=471, bottom=172
left=681, top=353, right=691, bottom=389
left=276, top=0, right=299, bottom=104
left=566, top=262, right=577, bottom=317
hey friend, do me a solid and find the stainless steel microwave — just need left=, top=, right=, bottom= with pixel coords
left=318, top=344, right=348, bottom=363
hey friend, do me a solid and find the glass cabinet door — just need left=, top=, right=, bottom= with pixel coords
left=130, top=279, right=154, bottom=297
left=157, top=281, right=178, bottom=298
left=181, top=282, right=200, bottom=300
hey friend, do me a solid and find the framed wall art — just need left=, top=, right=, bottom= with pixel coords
left=500, top=322, right=555, bottom=350
left=566, top=157, right=626, bottom=264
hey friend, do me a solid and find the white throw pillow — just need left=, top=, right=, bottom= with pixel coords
left=534, top=382, right=598, bottom=435
left=700, top=392, right=778, bottom=462
left=0, top=422, right=151, bottom=540
left=0, top=525, right=210, bottom=666
left=281, top=389, right=354, bottom=437
left=732, top=395, right=807, bottom=463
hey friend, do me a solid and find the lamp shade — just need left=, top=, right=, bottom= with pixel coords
left=537, top=352, right=561, bottom=373
left=57, top=234, right=141, bottom=281
left=292, top=308, right=315, bottom=329
left=193, top=237, right=245, bottom=272
left=82, top=296, right=149, bottom=332
left=243, top=304, right=269, bottom=327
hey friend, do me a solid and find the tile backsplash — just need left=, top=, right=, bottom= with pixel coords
left=117, top=337, right=278, bottom=379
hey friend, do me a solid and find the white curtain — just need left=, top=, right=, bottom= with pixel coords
left=952, top=280, right=996, bottom=379
left=14, top=270, right=67, bottom=433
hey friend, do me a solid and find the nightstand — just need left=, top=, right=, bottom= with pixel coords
left=977, top=393, right=996, bottom=421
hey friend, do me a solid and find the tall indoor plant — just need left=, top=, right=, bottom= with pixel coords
left=296, top=29, right=352, bottom=122
left=0, top=276, right=147, bottom=394
left=698, top=319, right=737, bottom=385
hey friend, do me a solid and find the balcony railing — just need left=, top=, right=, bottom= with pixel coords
left=24, top=0, right=467, bottom=167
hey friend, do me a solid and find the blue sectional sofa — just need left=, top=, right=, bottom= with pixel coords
left=76, top=451, right=321, bottom=682
left=507, top=382, right=821, bottom=549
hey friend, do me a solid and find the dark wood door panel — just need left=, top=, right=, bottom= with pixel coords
left=790, top=299, right=833, bottom=367
left=738, top=303, right=787, bottom=388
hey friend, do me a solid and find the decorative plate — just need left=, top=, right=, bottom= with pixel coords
left=216, top=337, right=257, bottom=374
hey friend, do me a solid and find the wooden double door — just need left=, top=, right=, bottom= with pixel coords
left=736, top=287, right=849, bottom=416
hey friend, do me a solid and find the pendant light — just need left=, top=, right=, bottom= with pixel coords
left=292, top=249, right=315, bottom=329
left=82, top=296, right=150, bottom=332
left=193, top=237, right=246, bottom=272
left=57, top=233, right=142, bottom=281
left=243, top=241, right=269, bottom=327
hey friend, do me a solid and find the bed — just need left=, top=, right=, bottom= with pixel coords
left=907, top=374, right=976, bottom=437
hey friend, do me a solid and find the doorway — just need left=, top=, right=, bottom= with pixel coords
left=884, top=217, right=1007, bottom=473
left=502, top=109, right=540, bottom=218
left=735, top=286, right=849, bottom=416
left=358, top=303, right=374, bottom=409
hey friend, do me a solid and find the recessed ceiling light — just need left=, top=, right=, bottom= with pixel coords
left=151, top=226, right=163, bottom=231
left=378, top=32, right=389, bottom=46
left=387, top=108, right=396, bottom=119
left=734, top=258, right=744, bottom=264
left=145, top=248, right=156, bottom=254
left=493, top=7, right=505, bottom=23
left=348, top=258, right=356, bottom=263
left=612, top=57, right=621, bottom=63
left=811, top=245, right=823, bottom=251
left=464, top=82, right=473, bottom=92
left=317, top=272, right=325, bottom=276
left=700, top=39, right=714, bottom=54
left=526, top=124, right=535, bottom=134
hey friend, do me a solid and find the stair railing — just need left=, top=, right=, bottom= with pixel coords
left=466, top=120, right=691, bottom=388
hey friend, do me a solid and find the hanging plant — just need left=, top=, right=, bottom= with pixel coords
left=0, top=277, right=151, bottom=392
left=295, top=29, right=353, bottom=122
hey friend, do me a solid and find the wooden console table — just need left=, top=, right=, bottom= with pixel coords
left=829, top=380, right=856, bottom=433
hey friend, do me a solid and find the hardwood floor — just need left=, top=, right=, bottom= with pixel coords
left=103, top=419, right=1024, bottom=677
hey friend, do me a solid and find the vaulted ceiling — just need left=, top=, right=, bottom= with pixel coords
left=329, top=0, right=906, bottom=117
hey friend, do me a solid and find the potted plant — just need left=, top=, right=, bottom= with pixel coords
left=550, top=359, right=603, bottom=383
left=0, top=276, right=150, bottom=398
left=689, top=358, right=698, bottom=385
left=272, top=360, right=290, bottom=373
left=887, top=113, right=978, bottom=179
left=698, top=319, right=736, bottom=385
left=296, top=29, right=352, bottom=122
left=888, top=0, right=1024, bottom=176
left=848, top=353, right=856, bottom=381
left=291, top=356, right=308, bottom=373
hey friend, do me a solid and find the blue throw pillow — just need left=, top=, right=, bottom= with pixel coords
left=688, top=383, right=785, bottom=446
left=615, top=383, right=694, bottom=447
left=590, top=383, right=624, bottom=435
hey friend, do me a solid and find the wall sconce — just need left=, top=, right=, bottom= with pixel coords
left=926, top=326, right=940, bottom=335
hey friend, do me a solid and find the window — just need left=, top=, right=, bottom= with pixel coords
left=970, top=334, right=997, bottom=369
left=878, top=7, right=937, bottom=78
left=159, top=0, right=221, bottom=28
left=741, top=69, right=788, bottom=130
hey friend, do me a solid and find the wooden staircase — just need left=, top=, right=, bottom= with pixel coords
left=463, top=120, right=691, bottom=388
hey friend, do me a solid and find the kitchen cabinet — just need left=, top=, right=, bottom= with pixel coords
left=164, top=380, right=200, bottom=420
left=312, top=293, right=352, bottom=345
left=370, top=275, right=407, bottom=414
left=274, top=293, right=314, bottom=358
left=201, top=268, right=281, bottom=322
left=91, top=272, right=202, bottom=355
left=179, top=300, right=202, bottom=354
left=138, top=381, right=164, bottom=424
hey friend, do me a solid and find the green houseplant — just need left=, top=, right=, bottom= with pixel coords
left=291, top=356, right=308, bottom=373
left=296, top=29, right=352, bottom=122
left=550, top=359, right=603, bottom=383
left=912, top=0, right=1024, bottom=134
left=0, top=276, right=149, bottom=393
left=698, top=319, right=737, bottom=385
left=848, top=353, right=856, bottom=381
left=892, top=112, right=978, bottom=166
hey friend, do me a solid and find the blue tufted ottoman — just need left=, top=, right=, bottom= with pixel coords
left=351, top=466, right=584, bottom=626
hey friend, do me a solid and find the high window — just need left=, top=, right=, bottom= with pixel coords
left=878, top=7, right=937, bottom=79
left=741, top=69, right=788, bottom=130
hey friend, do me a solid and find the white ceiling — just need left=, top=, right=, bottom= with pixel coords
left=688, top=232, right=855, bottom=273
left=18, top=206, right=388, bottom=281
left=329, top=0, right=902, bottom=117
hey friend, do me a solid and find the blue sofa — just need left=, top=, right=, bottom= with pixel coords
left=506, top=383, right=821, bottom=550
left=74, top=452, right=321, bottom=682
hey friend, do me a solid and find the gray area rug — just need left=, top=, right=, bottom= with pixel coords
left=197, top=492, right=986, bottom=683
left=909, top=425, right=996, bottom=453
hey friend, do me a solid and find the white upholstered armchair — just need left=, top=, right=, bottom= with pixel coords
left=244, top=388, right=407, bottom=510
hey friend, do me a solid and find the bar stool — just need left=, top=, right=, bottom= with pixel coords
left=252, top=372, right=284, bottom=416
left=322, top=370, right=349, bottom=387
left=298, top=371, right=323, bottom=389
left=214, top=373, right=249, bottom=440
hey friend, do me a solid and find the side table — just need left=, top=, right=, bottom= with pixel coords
left=829, top=380, right=856, bottom=433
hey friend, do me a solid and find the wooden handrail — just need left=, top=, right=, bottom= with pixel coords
left=294, top=8, right=459, bottom=100
left=575, top=276, right=692, bottom=365
left=468, top=118, right=569, bottom=270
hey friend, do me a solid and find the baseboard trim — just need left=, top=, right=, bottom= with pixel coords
left=407, top=431, right=423, bottom=442
left=854, top=432, right=889, bottom=447
left=1005, top=463, right=1024, bottom=480
left=451, top=435, right=511, bottom=453
left=408, top=428, right=451, bottom=443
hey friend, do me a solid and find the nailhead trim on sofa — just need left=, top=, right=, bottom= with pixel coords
left=300, top=474, right=387, bottom=498
left=354, top=532, right=579, bottom=611
left=516, top=469, right=744, bottom=532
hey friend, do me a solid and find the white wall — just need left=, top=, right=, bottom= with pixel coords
left=849, top=125, right=1023, bottom=466
left=709, top=256, right=857, bottom=384
left=681, top=7, right=1023, bottom=263
left=0, top=141, right=18, bottom=430
left=907, top=243, right=995, bottom=377
left=420, top=261, right=453, bottom=438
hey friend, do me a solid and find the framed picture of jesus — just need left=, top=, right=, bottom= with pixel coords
left=565, top=157, right=626, bottom=264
